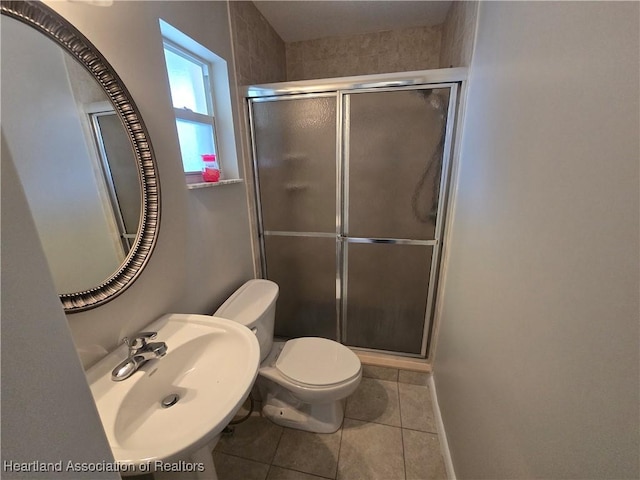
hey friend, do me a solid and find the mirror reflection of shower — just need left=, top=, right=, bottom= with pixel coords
left=89, top=107, right=141, bottom=255
left=2, top=13, right=144, bottom=294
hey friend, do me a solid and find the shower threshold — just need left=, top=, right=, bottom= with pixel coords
left=353, top=348, right=432, bottom=373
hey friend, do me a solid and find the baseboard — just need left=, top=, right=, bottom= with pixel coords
left=429, top=375, right=456, bottom=480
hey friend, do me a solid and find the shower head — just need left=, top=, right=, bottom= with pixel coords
left=416, top=89, right=446, bottom=115
left=428, top=94, right=445, bottom=113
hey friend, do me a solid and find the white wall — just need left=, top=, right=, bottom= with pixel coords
left=0, top=1, right=255, bottom=471
left=37, top=1, right=255, bottom=367
left=2, top=16, right=123, bottom=293
left=1, top=134, right=118, bottom=479
left=434, top=2, right=639, bottom=478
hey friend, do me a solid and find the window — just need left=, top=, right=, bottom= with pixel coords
left=160, top=19, right=240, bottom=183
left=163, top=41, right=218, bottom=174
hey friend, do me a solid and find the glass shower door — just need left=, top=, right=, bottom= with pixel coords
left=342, top=87, right=454, bottom=355
left=249, top=83, right=457, bottom=357
left=250, top=95, right=339, bottom=339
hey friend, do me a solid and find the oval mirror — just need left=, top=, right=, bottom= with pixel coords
left=1, top=1, right=160, bottom=312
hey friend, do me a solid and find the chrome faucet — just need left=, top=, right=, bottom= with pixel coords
left=111, top=332, right=167, bottom=381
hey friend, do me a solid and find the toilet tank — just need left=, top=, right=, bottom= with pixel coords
left=214, top=279, right=278, bottom=362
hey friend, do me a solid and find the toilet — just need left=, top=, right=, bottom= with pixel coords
left=214, top=279, right=362, bottom=433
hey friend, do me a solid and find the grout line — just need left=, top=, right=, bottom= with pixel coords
left=276, top=465, right=333, bottom=480
left=397, top=379, right=404, bottom=429
left=342, top=416, right=405, bottom=431
left=400, top=428, right=408, bottom=480
left=270, top=425, right=286, bottom=465
left=334, top=420, right=344, bottom=479
left=342, top=415, right=403, bottom=429
left=396, top=380, right=407, bottom=480
left=401, top=425, right=439, bottom=435
left=334, top=404, right=346, bottom=480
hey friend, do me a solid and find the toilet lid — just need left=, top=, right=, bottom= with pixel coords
left=276, top=337, right=361, bottom=386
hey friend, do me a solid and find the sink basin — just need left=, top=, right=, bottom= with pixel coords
left=86, top=314, right=260, bottom=472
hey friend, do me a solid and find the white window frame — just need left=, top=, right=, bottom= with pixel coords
left=159, top=18, right=240, bottom=183
left=163, top=39, right=221, bottom=175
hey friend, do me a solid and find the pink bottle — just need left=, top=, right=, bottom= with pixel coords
left=201, top=154, right=220, bottom=182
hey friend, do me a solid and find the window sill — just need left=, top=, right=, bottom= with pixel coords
left=186, top=178, right=243, bottom=190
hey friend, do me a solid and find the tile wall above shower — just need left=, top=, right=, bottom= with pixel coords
left=230, top=2, right=478, bottom=86
left=285, top=25, right=442, bottom=81
left=439, top=1, right=478, bottom=68
left=229, top=1, right=287, bottom=86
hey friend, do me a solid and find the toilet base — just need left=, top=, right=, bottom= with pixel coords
left=254, top=340, right=361, bottom=433
left=262, top=396, right=345, bottom=433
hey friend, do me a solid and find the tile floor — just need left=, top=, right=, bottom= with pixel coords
left=212, top=366, right=447, bottom=480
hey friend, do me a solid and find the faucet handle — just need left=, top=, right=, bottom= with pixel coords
left=123, top=331, right=157, bottom=352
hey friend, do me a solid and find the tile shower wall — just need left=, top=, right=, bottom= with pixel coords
left=230, top=2, right=478, bottom=84
left=286, top=25, right=442, bottom=81
left=229, top=1, right=287, bottom=279
left=439, top=1, right=478, bottom=68
left=229, top=1, right=286, bottom=86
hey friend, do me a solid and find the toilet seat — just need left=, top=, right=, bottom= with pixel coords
left=276, top=337, right=361, bottom=387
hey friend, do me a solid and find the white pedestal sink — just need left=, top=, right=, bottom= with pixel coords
left=86, top=314, right=260, bottom=479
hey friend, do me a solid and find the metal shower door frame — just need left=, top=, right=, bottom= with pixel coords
left=339, top=83, right=459, bottom=358
left=248, top=92, right=344, bottom=341
left=247, top=72, right=461, bottom=358
left=90, top=110, right=136, bottom=254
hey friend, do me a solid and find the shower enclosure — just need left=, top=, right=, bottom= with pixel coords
left=246, top=71, right=463, bottom=358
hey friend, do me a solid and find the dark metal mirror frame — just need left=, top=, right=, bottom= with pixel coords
left=1, top=0, right=160, bottom=312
